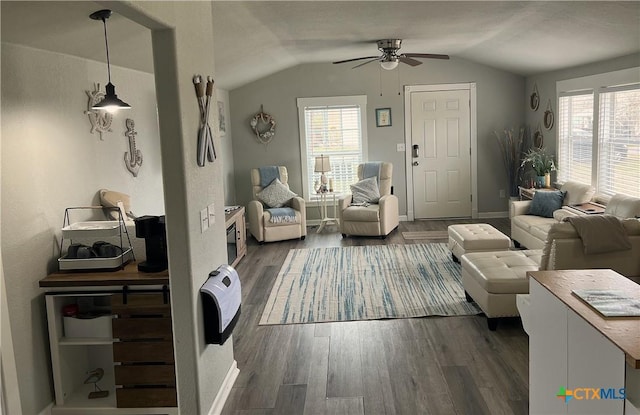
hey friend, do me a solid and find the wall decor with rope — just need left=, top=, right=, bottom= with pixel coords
left=250, top=105, right=276, bottom=145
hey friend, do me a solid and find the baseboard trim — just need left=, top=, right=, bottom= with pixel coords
left=478, top=211, right=509, bottom=219
left=399, top=215, right=408, bottom=222
left=207, top=360, right=239, bottom=415
left=37, top=402, right=53, bottom=415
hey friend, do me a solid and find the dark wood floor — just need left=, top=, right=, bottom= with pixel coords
left=221, top=218, right=529, bottom=415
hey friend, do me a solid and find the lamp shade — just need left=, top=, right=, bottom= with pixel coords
left=92, top=82, right=131, bottom=112
left=314, top=155, right=331, bottom=173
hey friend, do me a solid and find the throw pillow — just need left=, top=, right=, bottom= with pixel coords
left=350, top=177, right=381, bottom=204
left=560, top=180, right=595, bottom=205
left=529, top=190, right=566, bottom=218
left=256, top=178, right=297, bottom=208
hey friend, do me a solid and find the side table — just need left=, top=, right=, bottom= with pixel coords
left=317, top=192, right=340, bottom=233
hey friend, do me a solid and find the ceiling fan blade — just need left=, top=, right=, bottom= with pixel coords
left=403, top=53, right=450, bottom=60
left=398, top=56, right=422, bottom=67
left=351, top=58, right=379, bottom=69
left=333, top=56, right=379, bottom=64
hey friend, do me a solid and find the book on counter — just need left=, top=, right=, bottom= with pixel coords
left=572, top=289, right=640, bottom=317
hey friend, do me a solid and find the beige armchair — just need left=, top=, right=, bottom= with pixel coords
left=247, top=166, right=307, bottom=243
left=338, top=162, right=399, bottom=238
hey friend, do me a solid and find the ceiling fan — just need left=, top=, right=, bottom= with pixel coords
left=333, top=39, right=449, bottom=70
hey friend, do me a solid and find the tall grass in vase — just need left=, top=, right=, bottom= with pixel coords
left=495, top=127, right=530, bottom=198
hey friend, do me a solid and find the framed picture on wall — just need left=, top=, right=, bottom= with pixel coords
left=217, top=101, right=227, bottom=136
left=376, top=108, right=392, bottom=127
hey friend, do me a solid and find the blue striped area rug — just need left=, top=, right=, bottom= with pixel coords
left=259, top=243, right=481, bottom=325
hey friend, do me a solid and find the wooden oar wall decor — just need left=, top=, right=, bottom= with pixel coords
left=193, top=74, right=216, bottom=167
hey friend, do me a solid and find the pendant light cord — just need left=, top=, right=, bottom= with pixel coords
left=101, top=17, right=111, bottom=83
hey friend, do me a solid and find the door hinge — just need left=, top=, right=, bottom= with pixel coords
left=470, top=194, right=473, bottom=202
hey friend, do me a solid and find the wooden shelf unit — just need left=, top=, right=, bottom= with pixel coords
left=40, top=265, right=178, bottom=415
left=225, top=206, right=246, bottom=268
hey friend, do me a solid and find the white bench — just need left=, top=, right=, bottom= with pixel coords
left=447, top=223, right=512, bottom=262
left=461, top=250, right=541, bottom=330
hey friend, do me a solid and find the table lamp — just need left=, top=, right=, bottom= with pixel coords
left=314, top=155, right=331, bottom=193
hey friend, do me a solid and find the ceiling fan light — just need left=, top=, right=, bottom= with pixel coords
left=380, top=59, right=399, bottom=70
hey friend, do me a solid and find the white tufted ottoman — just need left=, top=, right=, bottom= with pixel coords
left=461, top=250, right=541, bottom=330
left=448, top=223, right=512, bottom=263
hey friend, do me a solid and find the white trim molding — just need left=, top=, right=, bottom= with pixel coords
left=403, top=83, right=478, bottom=220
left=207, top=360, right=239, bottom=415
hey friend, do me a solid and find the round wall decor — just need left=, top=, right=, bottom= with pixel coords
left=543, top=99, right=554, bottom=130
left=251, top=105, right=276, bottom=145
left=530, top=83, right=540, bottom=111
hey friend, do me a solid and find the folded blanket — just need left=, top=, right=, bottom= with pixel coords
left=259, top=166, right=280, bottom=188
left=362, top=162, right=382, bottom=182
left=564, top=214, right=631, bottom=254
left=267, top=207, right=297, bottom=223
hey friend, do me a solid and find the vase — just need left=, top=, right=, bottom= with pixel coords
left=535, top=176, right=545, bottom=189
left=544, top=172, right=551, bottom=188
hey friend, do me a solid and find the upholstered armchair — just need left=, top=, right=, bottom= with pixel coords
left=338, top=162, right=399, bottom=238
left=247, top=166, right=307, bottom=243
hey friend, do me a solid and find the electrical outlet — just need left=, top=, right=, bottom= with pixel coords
left=208, top=202, right=215, bottom=225
left=200, top=208, right=209, bottom=232
left=397, top=143, right=406, bottom=152
left=499, top=189, right=506, bottom=198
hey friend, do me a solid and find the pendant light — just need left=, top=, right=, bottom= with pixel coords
left=90, top=9, right=131, bottom=112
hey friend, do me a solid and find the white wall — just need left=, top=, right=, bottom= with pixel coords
left=0, top=42, right=164, bottom=414
left=229, top=59, right=524, bottom=216
left=114, top=3, right=235, bottom=414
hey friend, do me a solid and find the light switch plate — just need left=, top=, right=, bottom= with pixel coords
left=208, top=202, right=215, bottom=225
left=200, top=208, right=209, bottom=232
left=397, top=143, right=406, bottom=152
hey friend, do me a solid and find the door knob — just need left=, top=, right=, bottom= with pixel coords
left=413, top=161, right=419, bottom=166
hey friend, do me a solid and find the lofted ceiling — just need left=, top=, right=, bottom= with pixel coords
left=2, top=1, right=640, bottom=90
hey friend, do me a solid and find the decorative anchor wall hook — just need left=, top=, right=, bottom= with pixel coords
left=124, top=118, right=143, bottom=177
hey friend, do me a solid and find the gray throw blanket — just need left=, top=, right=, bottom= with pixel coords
left=362, top=162, right=382, bottom=182
left=564, top=214, right=631, bottom=254
left=267, top=207, right=297, bottom=223
left=259, top=166, right=280, bottom=188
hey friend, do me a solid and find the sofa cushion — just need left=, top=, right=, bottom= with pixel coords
left=529, top=190, right=566, bottom=218
left=512, top=214, right=555, bottom=233
left=560, top=180, right=595, bottom=205
left=604, top=194, right=640, bottom=219
left=350, top=176, right=380, bottom=204
left=256, top=178, right=297, bottom=208
left=342, top=204, right=380, bottom=222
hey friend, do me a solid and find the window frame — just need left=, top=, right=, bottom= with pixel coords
left=296, top=95, right=368, bottom=201
left=556, top=68, right=640, bottom=199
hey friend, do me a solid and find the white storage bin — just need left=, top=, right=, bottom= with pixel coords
left=63, top=315, right=112, bottom=339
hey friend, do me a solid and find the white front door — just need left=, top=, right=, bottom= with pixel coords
left=410, top=89, right=471, bottom=219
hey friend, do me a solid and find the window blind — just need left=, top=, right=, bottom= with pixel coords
left=557, top=92, right=594, bottom=185
left=598, top=86, right=640, bottom=197
left=303, top=105, right=364, bottom=196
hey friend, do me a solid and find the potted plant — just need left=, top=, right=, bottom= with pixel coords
left=521, top=147, right=556, bottom=188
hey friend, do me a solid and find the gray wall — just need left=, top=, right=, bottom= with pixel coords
left=524, top=53, right=640, bottom=184
left=217, top=88, right=237, bottom=205
left=1, top=43, right=164, bottom=414
left=230, top=58, right=525, bottom=216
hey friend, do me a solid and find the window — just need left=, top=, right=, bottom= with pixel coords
left=297, top=96, right=368, bottom=200
left=557, top=69, right=640, bottom=198
left=558, top=92, right=594, bottom=185
left=598, top=86, right=640, bottom=197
